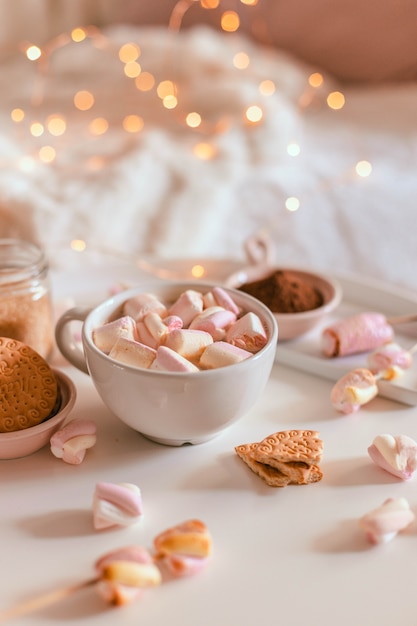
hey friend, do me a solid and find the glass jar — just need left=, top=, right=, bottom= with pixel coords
left=0, top=239, right=54, bottom=359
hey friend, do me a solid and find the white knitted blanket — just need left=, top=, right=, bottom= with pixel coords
left=1, top=25, right=416, bottom=292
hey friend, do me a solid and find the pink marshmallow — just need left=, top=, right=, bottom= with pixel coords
left=164, top=328, right=213, bottom=361
left=359, top=497, right=415, bottom=544
left=136, top=320, right=158, bottom=349
left=158, top=553, right=209, bottom=578
left=95, top=545, right=161, bottom=605
left=122, top=292, right=167, bottom=322
left=189, top=306, right=236, bottom=340
left=93, top=482, right=144, bottom=530
left=330, top=367, right=378, bottom=414
left=200, top=341, right=252, bottom=369
left=225, top=312, right=268, bottom=352
left=368, top=434, right=417, bottom=480
left=367, top=342, right=413, bottom=374
left=50, top=418, right=97, bottom=465
left=92, top=316, right=138, bottom=353
left=167, top=290, right=204, bottom=327
left=211, top=286, right=240, bottom=316
left=109, top=337, right=156, bottom=369
left=150, top=346, right=199, bottom=372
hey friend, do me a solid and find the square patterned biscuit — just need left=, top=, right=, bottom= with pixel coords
left=235, top=430, right=324, bottom=487
left=252, top=430, right=323, bottom=466
left=234, top=443, right=290, bottom=487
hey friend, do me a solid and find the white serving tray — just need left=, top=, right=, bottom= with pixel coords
left=275, top=272, right=417, bottom=405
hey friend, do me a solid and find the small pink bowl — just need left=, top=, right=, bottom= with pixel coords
left=226, top=266, right=342, bottom=341
left=0, top=369, right=77, bottom=460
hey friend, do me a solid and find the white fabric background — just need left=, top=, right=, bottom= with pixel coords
left=0, top=23, right=416, bottom=293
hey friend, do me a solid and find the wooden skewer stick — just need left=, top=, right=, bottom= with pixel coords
left=387, top=313, right=417, bottom=326
left=0, top=577, right=98, bottom=623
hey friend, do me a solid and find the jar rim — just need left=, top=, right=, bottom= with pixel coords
left=0, top=239, right=48, bottom=285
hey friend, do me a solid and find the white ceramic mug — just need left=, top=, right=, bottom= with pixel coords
left=55, top=282, right=278, bottom=446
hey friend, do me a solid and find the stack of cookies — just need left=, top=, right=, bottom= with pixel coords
left=235, top=429, right=324, bottom=487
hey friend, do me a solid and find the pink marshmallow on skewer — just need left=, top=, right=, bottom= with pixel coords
left=330, top=367, right=378, bottom=414
left=153, top=519, right=212, bottom=578
left=367, top=341, right=413, bottom=374
left=95, top=545, right=161, bottom=606
left=321, top=312, right=394, bottom=358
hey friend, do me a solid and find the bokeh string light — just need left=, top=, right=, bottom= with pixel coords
left=0, top=0, right=373, bottom=256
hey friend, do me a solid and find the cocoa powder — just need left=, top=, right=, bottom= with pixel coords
left=238, top=270, right=323, bottom=313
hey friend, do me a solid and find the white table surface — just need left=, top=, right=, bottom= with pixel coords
left=2, top=255, right=417, bottom=626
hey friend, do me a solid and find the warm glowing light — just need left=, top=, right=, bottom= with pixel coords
left=309, top=72, right=324, bottom=88
left=157, top=80, right=176, bottom=99
left=47, top=115, right=66, bottom=136
left=356, top=160, right=372, bottom=177
left=233, top=52, right=250, bottom=69
left=71, top=28, right=87, bottom=43
left=74, top=90, right=94, bottom=111
left=287, top=142, right=301, bottom=157
left=124, top=61, right=141, bottom=78
left=186, top=112, right=202, bottom=128
left=119, top=43, right=141, bottom=63
left=193, top=142, right=217, bottom=159
left=327, top=91, right=345, bottom=110
left=26, top=45, right=41, bottom=61
left=123, top=115, right=144, bottom=133
left=240, top=0, right=258, bottom=4
left=245, top=105, right=263, bottom=123
left=191, top=265, right=205, bottom=278
left=11, top=108, right=25, bottom=122
left=30, top=122, right=44, bottom=137
left=70, top=239, right=87, bottom=252
left=163, top=95, right=178, bottom=109
left=135, top=72, right=155, bottom=91
left=38, top=146, right=56, bottom=163
left=221, top=11, right=240, bottom=32
left=89, top=117, right=109, bottom=135
left=285, top=197, right=300, bottom=211
left=200, top=0, right=219, bottom=7
left=259, top=80, right=275, bottom=96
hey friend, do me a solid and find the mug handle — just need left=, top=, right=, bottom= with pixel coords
left=55, top=306, right=92, bottom=375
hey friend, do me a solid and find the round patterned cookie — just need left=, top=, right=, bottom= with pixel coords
left=0, top=337, right=58, bottom=432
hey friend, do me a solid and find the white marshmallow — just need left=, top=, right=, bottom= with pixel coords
left=93, top=482, right=144, bottom=530
left=92, top=316, right=138, bottom=353
left=122, top=292, right=167, bottom=322
left=200, top=341, right=252, bottom=369
left=109, top=336, right=156, bottom=369
left=164, top=328, right=213, bottom=361
left=167, top=290, right=204, bottom=327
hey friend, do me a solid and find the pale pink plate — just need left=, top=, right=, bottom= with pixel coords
left=0, top=369, right=77, bottom=460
